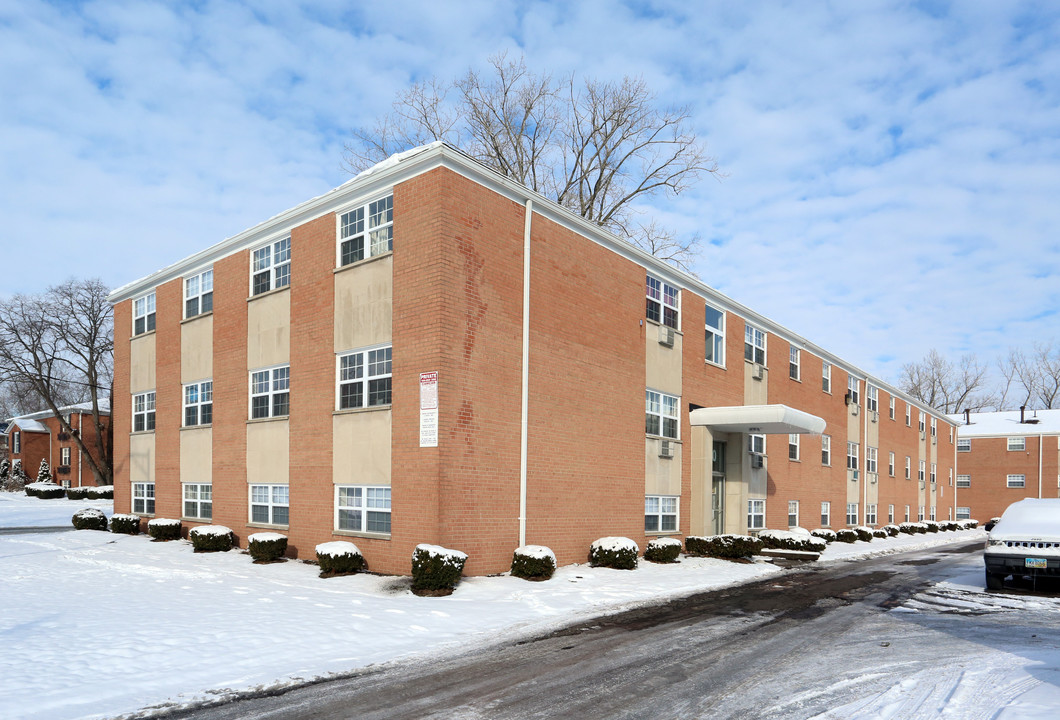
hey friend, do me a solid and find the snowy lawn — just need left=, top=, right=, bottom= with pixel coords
left=0, top=497, right=995, bottom=720
left=0, top=490, right=113, bottom=528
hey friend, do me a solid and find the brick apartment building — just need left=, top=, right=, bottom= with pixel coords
left=3, top=401, right=112, bottom=487
left=108, top=142, right=957, bottom=576
left=951, top=408, right=1060, bottom=522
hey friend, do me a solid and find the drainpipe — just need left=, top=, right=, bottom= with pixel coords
left=861, top=385, right=867, bottom=524
left=518, top=199, right=533, bottom=548
left=1039, top=433, right=1044, bottom=499
left=78, top=413, right=83, bottom=488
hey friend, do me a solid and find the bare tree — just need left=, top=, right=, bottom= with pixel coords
left=344, top=53, right=719, bottom=272
left=1021, top=341, right=1060, bottom=409
left=0, top=279, right=113, bottom=485
left=899, top=349, right=994, bottom=414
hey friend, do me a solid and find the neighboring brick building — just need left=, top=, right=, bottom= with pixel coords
left=3, top=401, right=112, bottom=487
left=951, top=408, right=1060, bottom=522
left=107, top=142, right=957, bottom=576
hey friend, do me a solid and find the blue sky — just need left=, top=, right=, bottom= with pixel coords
left=2, top=0, right=1058, bottom=385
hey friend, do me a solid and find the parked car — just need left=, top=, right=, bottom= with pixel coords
left=984, top=498, right=1060, bottom=590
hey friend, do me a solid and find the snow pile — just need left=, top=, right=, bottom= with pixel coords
left=590, top=536, right=639, bottom=553
left=991, top=498, right=1060, bottom=541
left=86, top=485, right=113, bottom=498
left=514, top=544, right=557, bottom=563
left=190, top=525, right=233, bottom=538
left=316, top=541, right=363, bottom=558
left=249, top=531, right=287, bottom=543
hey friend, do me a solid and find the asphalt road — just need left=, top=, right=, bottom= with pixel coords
left=155, top=541, right=1019, bottom=720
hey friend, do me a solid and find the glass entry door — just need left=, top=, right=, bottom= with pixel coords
left=711, top=441, right=726, bottom=535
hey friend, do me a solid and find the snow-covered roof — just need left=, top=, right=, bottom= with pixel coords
left=3, top=399, right=111, bottom=428
left=949, top=409, right=1060, bottom=437
left=9, top=418, right=49, bottom=434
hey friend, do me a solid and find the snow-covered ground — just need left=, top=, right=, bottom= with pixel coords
left=0, top=491, right=113, bottom=528
left=1, top=493, right=1055, bottom=720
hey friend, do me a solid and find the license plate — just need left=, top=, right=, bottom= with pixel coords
left=1026, top=558, right=1048, bottom=569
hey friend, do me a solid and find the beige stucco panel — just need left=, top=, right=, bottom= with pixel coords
left=129, top=333, right=156, bottom=393
left=333, top=410, right=392, bottom=486
left=180, top=428, right=212, bottom=484
left=247, top=290, right=290, bottom=369
left=644, top=324, right=681, bottom=396
left=335, top=256, right=393, bottom=352
left=246, top=420, right=289, bottom=485
left=689, top=426, right=713, bottom=536
left=181, top=314, right=213, bottom=383
left=644, top=438, right=682, bottom=496
left=724, top=441, right=746, bottom=534
left=743, top=362, right=768, bottom=405
left=129, top=433, right=155, bottom=484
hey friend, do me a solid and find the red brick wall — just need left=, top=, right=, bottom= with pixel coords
left=957, top=434, right=1060, bottom=521
left=113, top=301, right=131, bottom=510
left=154, top=278, right=183, bottom=519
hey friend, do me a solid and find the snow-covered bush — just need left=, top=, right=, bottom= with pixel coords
left=248, top=532, right=287, bottom=562
left=588, top=537, right=639, bottom=570
left=89, top=485, right=113, bottom=499
left=26, top=481, right=65, bottom=499
left=147, top=518, right=182, bottom=541
left=510, top=545, right=556, bottom=580
left=959, top=519, right=980, bottom=530
left=898, top=522, right=915, bottom=534
left=0, top=459, right=8, bottom=482
left=834, top=529, right=858, bottom=543
left=65, top=487, right=91, bottom=500
left=939, top=521, right=958, bottom=532
left=316, top=541, right=365, bottom=575
left=411, top=544, right=468, bottom=595
left=924, top=521, right=940, bottom=533
left=872, top=528, right=888, bottom=539
left=5, top=461, right=30, bottom=492
left=109, top=514, right=141, bottom=535
left=190, top=525, right=235, bottom=553
left=644, top=537, right=682, bottom=563
left=882, top=524, right=900, bottom=537
left=853, top=526, right=874, bottom=542
left=37, top=459, right=52, bottom=483
left=811, top=529, right=836, bottom=543
left=71, top=507, right=108, bottom=531
left=685, top=534, right=763, bottom=559
left=758, top=529, right=826, bottom=553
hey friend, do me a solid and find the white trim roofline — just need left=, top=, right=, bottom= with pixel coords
left=106, top=142, right=952, bottom=425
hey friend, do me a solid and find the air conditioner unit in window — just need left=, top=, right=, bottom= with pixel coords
left=871, top=410, right=879, bottom=423
left=844, top=391, right=852, bottom=405
left=750, top=452, right=765, bottom=469
left=851, top=405, right=860, bottom=416
left=869, top=472, right=878, bottom=484
left=658, top=325, right=674, bottom=347
left=851, top=469, right=860, bottom=481
left=932, top=436, right=937, bottom=446
left=659, top=440, right=674, bottom=459
left=753, top=364, right=765, bottom=381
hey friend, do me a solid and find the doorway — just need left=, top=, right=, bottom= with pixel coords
left=711, top=441, right=726, bottom=535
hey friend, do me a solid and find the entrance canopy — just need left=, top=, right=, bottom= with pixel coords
left=690, top=404, right=826, bottom=435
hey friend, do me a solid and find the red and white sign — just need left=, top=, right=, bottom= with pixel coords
left=419, top=371, right=439, bottom=447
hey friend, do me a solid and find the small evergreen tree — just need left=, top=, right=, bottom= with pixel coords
left=37, top=459, right=52, bottom=483
left=0, top=458, right=9, bottom=482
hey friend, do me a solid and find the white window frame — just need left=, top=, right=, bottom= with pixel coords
left=645, top=495, right=679, bottom=533
left=822, top=361, right=831, bottom=393
left=956, top=506, right=971, bottom=520
left=888, top=396, right=895, bottom=419
left=788, top=500, right=799, bottom=528
left=133, top=391, right=156, bottom=432
left=336, top=485, right=392, bottom=534
left=60, top=446, right=71, bottom=467
left=1008, top=437, right=1026, bottom=451
left=821, top=434, right=831, bottom=465
left=744, top=323, right=766, bottom=365
left=788, top=433, right=799, bottom=461
left=930, top=506, right=936, bottom=521
left=704, top=303, right=725, bottom=367
left=847, top=376, right=860, bottom=405
left=133, top=292, right=156, bottom=336
left=747, top=498, right=765, bottom=530
left=183, top=482, right=213, bottom=520
left=12, top=431, right=21, bottom=454
left=930, top=463, right=937, bottom=485
left=905, top=405, right=911, bottom=426
left=846, top=502, right=859, bottom=526
left=956, top=474, right=971, bottom=488
left=748, top=433, right=766, bottom=455
left=866, top=385, right=878, bottom=413
left=918, top=460, right=926, bottom=483
left=821, top=501, right=831, bottom=526
left=1007, top=474, right=1026, bottom=488
left=905, top=456, right=911, bottom=480
left=250, top=365, right=290, bottom=419
left=957, top=437, right=971, bottom=452
left=337, top=345, right=393, bottom=410
left=930, top=418, right=937, bottom=437
left=789, top=346, right=800, bottom=381
left=918, top=412, right=926, bottom=434
left=337, top=194, right=394, bottom=267
left=866, top=504, right=877, bottom=525
left=646, top=389, right=679, bottom=440
left=888, top=451, right=895, bottom=477
left=251, top=236, right=291, bottom=296
left=646, top=274, right=679, bottom=329
left=250, top=484, right=290, bottom=526
left=184, top=268, right=213, bottom=319
left=847, top=442, right=859, bottom=470
left=866, top=446, right=878, bottom=474
left=888, top=504, right=895, bottom=524
left=184, top=380, right=213, bottom=427
left=904, top=505, right=910, bottom=522
left=133, top=482, right=155, bottom=515
left=918, top=506, right=925, bottom=522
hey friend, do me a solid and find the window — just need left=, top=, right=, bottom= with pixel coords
left=866, top=385, right=878, bottom=413
left=918, top=460, right=926, bottom=483
left=847, top=376, right=860, bottom=405
left=133, top=392, right=156, bottom=432
left=788, top=433, right=799, bottom=461
left=918, top=506, right=925, bottom=522
left=846, top=503, right=858, bottom=525
left=888, top=504, right=895, bottom=524
left=704, top=303, right=725, bottom=365
left=905, top=456, right=911, bottom=480
left=888, top=396, right=895, bottom=419
left=930, top=506, right=936, bottom=521
left=251, top=484, right=289, bottom=525
left=12, top=431, right=20, bottom=454
left=646, top=390, right=679, bottom=439
left=645, top=495, right=679, bottom=532
left=748, top=433, right=765, bottom=455
left=133, top=292, right=156, bottom=336
left=957, top=437, right=971, bottom=452
left=789, top=347, right=800, bottom=380
left=847, top=442, right=859, bottom=470
left=646, top=275, right=679, bottom=329
left=59, top=447, right=71, bottom=467
left=956, top=507, right=971, bottom=520
left=183, top=483, right=212, bottom=520
left=866, top=447, right=877, bottom=474
left=337, top=486, right=392, bottom=534
left=822, top=361, right=831, bottom=393
left=1007, top=474, right=1026, bottom=488
left=904, top=505, right=910, bottom=522
left=338, top=346, right=393, bottom=409
left=184, top=380, right=213, bottom=426
left=905, top=405, right=911, bottom=426
left=888, top=451, right=895, bottom=477
left=821, top=501, right=831, bottom=526
left=930, top=418, right=937, bottom=437
left=747, top=499, right=765, bottom=530
left=866, top=504, right=877, bottom=525
left=788, top=500, right=799, bottom=528
left=957, top=474, right=971, bottom=488
left=930, top=463, right=937, bottom=485
left=250, top=366, right=290, bottom=419
left=821, top=434, right=831, bottom=465
left=133, top=482, right=155, bottom=515
left=744, top=324, right=766, bottom=365
left=184, top=268, right=213, bottom=318
left=1008, top=437, right=1026, bottom=451
left=251, top=237, right=291, bottom=296
left=918, top=412, right=926, bottom=434
left=339, top=194, right=394, bottom=266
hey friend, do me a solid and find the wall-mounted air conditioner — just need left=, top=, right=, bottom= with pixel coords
left=658, top=325, right=675, bottom=348
left=753, top=364, right=765, bottom=381
left=750, top=452, right=765, bottom=469
left=659, top=440, right=674, bottom=459
left=871, top=410, right=879, bottom=423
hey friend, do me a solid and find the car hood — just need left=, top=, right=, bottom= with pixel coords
left=989, top=498, right=1060, bottom=542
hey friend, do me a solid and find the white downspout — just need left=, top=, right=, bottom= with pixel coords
left=78, top=413, right=83, bottom=487
left=861, top=384, right=867, bottom=523
left=519, top=199, right=533, bottom=548
left=1039, top=432, right=1044, bottom=499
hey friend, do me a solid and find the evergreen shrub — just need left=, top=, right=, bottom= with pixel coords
left=72, top=507, right=108, bottom=531
left=588, top=537, right=639, bottom=570
left=510, top=545, right=557, bottom=580
left=190, top=525, right=235, bottom=552
left=316, top=541, right=366, bottom=575
left=248, top=532, right=288, bottom=562
left=644, top=537, right=683, bottom=563
left=411, top=544, right=467, bottom=595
